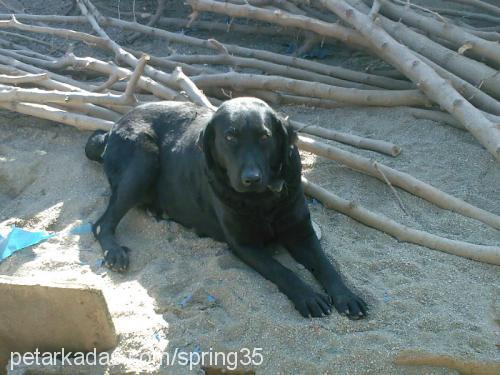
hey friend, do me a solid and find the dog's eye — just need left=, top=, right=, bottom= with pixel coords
left=225, top=134, right=237, bottom=142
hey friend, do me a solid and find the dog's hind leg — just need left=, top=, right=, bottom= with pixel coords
left=94, top=150, right=158, bottom=272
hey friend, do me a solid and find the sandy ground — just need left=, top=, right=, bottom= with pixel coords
left=0, top=0, right=499, bottom=374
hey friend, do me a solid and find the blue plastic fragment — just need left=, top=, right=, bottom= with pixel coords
left=0, top=226, right=55, bottom=262
left=70, top=222, right=93, bottom=235
left=179, top=294, right=193, bottom=307
left=383, top=290, right=392, bottom=303
left=207, top=295, right=216, bottom=303
left=329, top=348, right=344, bottom=355
left=0, top=221, right=95, bottom=264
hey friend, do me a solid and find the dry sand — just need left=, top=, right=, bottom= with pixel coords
left=0, top=0, right=499, bottom=374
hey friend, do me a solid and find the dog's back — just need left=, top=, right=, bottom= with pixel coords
left=85, top=101, right=221, bottom=238
left=85, top=101, right=213, bottom=162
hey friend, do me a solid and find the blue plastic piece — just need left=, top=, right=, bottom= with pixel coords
left=383, top=290, right=392, bottom=303
left=179, top=294, right=193, bottom=307
left=70, top=222, right=93, bottom=235
left=0, top=226, right=55, bottom=262
left=0, top=221, right=95, bottom=264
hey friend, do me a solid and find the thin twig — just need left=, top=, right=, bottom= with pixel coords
left=390, top=0, right=446, bottom=22
left=373, top=160, right=408, bottom=214
left=124, top=54, right=149, bottom=103
left=127, top=0, right=166, bottom=43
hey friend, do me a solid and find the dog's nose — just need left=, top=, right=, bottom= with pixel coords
left=241, top=168, right=262, bottom=186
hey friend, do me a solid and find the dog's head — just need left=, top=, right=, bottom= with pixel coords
left=199, top=97, right=297, bottom=194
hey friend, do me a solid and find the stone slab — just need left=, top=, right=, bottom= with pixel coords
left=0, top=276, right=117, bottom=374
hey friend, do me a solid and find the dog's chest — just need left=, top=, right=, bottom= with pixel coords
left=226, top=204, right=283, bottom=245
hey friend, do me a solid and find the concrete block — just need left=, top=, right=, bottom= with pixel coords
left=0, top=276, right=117, bottom=374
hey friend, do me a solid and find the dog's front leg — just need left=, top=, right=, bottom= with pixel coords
left=215, top=203, right=331, bottom=317
left=228, top=241, right=332, bottom=318
left=94, top=150, right=158, bottom=272
left=282, top=221, right=368, bottom=319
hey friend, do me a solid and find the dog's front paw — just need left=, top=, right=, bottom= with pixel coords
left=330, top=287, right=367, bottom=319
left=290, top=289, right=332, bottom=318
left=103, top=246, right=130, bottom=272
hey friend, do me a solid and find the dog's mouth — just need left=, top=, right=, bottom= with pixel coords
left=232, top=180, right=283, bottom=194
left=233, top=183, right=268, bottom=194
left=267, top=179, right=284, bottom=193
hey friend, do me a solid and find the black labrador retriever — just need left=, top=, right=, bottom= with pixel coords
left=85, top=97, right=367, bottom=319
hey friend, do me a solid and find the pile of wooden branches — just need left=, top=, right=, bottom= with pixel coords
left=0, top=0, right=499, bottom=265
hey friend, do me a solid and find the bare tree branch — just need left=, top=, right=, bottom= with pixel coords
left=321, top=0, right=500, bottom=161
left=298, top=135, right=500, bottom=229
left=302, top=177, right=500, bottom=266
left=0, top=72, right=47, bottom=84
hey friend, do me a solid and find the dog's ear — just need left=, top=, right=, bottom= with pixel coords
left=197, top=117, right=216, bottom=169
left=272, top=113, right=298, bottom=167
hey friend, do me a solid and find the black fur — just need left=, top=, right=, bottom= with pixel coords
left=86, top=97, right=367, bottom=318
left=85, top=130, right=108, bottom=162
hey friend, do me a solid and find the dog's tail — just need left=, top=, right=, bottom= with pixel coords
left=85, top=130, right=109, bottom=163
